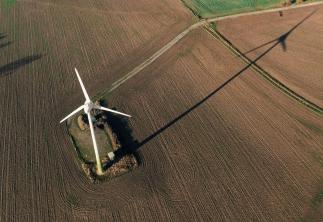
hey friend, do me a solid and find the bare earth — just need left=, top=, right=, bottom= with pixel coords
left=217, top=4, right=323, bottom=108
left=0, top=0, right=322, bottom=221
left=109, top=27, right=323, bottom=221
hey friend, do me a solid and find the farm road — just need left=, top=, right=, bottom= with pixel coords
left=101, top=0, right=323, bottom=110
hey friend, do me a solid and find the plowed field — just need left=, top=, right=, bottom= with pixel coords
left=0, top=0, right=322, bottom=221
left=217, top=4, right=323, bottom=107
left=108, top=28, right=323, bottom=221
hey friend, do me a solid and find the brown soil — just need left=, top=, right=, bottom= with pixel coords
left=0, top=0, right=193, bottom=220
left=0, top=1, right=322, bottom=221
left=217, top=4, right=323, bottom=107
left=110, top=27, right=323, bottom=221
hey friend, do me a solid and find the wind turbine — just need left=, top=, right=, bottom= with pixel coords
left=60, top=68, right=131, bottom=175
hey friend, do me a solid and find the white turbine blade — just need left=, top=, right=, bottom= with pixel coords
left=60, top=105, right=84, bottom=123
left=87, top=112, right=103, bottom=174
left=95, top=105, right=131, bottom=118
left=74, top=68, right=90, bottom=101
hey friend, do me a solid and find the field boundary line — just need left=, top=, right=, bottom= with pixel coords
left=204, top=26, right=323, bottom=116
left=95, top=1, right=323, bottom=103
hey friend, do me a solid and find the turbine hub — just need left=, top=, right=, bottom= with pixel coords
left=84, top=100, right=94, bottom=114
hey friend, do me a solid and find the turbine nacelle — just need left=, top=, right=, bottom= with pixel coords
left=84, top=100, right=94, bottom=114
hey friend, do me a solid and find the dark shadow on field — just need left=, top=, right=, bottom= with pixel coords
left=0, top=41, right=11, bottom=49
left=100, top=102, right=140, bottom=170
left=0, top=33, right=10, bottom=49
left=0, top=34, right=6, bottom=40
left=116, top=11, right=315, bottom=155
left=0, top=54, right=42, bottom=76
left=239, top=10, right=316, bottom=55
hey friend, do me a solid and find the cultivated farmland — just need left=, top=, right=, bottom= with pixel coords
left=0, top=0, right=322, bottom=221
left=0, top=0, right=193, bottom=104
left=217, top=4, right=323, bottom=107
left=108, top=27, right=323, bottom=221
left=0, top=0, right=192, bottom=220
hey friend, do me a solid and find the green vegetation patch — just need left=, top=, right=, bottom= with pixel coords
left=66, top=100, right=139, bottom=182
left=68, top=114, right=113, bottom=162
left=1, top=0, right=16, bottom=7
left=182, top=0, right=285, bottom=18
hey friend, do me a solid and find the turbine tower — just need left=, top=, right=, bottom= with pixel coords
left=60, top=68, right=131, bottom=175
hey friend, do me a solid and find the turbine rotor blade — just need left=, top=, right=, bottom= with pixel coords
left=60, top=105, right=84, bottom=123
left=95, top=105, right=131, bottom=118
left=74, top=68, right=90, bottom=101
left=87, top=112, right=103, bottom=174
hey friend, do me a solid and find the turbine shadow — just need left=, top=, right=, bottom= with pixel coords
left=99, top=102, right=140, bottom=170
left=0, top=34, right=6, bottom=40
left=0, top=41, right=12, bottom=49
left=0, top=54, right=42, bottom=76
left=112, top=10, right=315, bottom=158
left=239, top=9, right=316, bottom=56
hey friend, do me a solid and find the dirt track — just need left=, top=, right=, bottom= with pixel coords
left=101, top=1, right=323, bottom=112
left=110, top=28, right=323, bottom=221
left=0, top=0, right=323, bottom=221
left=0, top=0, right=193, bottom=220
